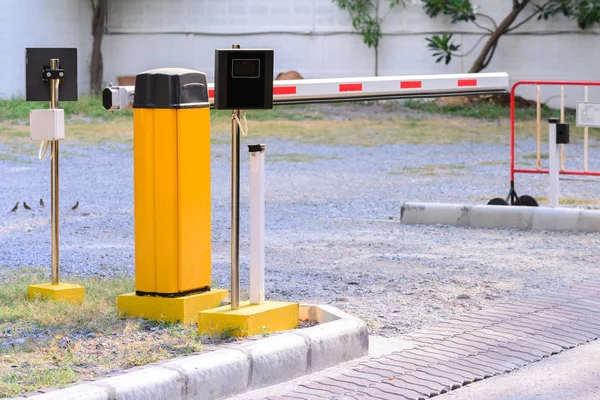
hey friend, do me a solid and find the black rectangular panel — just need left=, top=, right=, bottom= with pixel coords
left=25, top=48, right=78, bottom=102
left=214, top=49, right=273, bottom=110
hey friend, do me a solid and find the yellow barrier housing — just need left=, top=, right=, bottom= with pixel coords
left=117, top=68, right=227, bottom=322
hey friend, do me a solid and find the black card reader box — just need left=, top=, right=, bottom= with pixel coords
left=214, top=49, right=274, bottom=110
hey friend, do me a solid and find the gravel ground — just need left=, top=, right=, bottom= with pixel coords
left=2, top=106, right=600, bottom=336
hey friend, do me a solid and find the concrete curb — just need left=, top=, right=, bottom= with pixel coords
left=400, top=202, right=600, bottom=232
left=19, top=304, right=368, bottom=400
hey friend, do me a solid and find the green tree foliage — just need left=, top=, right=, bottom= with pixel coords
left=332, top=0, right=405, bottom=75
left=423, top=0, right=600, bottom=73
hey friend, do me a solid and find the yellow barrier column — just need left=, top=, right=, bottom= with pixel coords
left=117, top=68, right=227, bottom=323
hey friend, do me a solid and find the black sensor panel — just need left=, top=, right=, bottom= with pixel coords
left=214, top=49, right=273, bottom=110
left=25, top=48, right=78, bottom=102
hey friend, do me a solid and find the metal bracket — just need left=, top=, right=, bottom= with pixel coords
left=42, top=68, right=65, bottom=82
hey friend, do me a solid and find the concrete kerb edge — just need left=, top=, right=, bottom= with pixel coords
left=21, top=304, right=368, bottom=400
left=400, top=202, right=600, bottom=232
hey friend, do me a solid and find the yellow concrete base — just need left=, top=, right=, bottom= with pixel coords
left=198, top=300, right=299, bottom=337
left=28, top=283, right=85, bottom=304
left=117, top=289, right=228, bottom=324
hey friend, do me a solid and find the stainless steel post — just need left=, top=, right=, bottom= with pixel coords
left=50, top=58, right=60, bottom=285
left=231, top=107, right=241, bottom=310
left=230, top=44, right=241, bottom=310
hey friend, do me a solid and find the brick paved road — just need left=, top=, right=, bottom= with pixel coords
left=266, top=281, right=600, bottom=400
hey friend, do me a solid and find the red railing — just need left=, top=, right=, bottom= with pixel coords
left=510, top=80, right=600, bottom=181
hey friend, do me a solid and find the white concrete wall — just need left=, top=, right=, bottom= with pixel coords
left=0, top=0, right=93, bottom=98
left=3, top=0, right=600, bottom=106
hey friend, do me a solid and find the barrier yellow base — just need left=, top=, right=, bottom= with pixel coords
left=28, top=283, right=85, bottom=304
left=117, top=289, right=228, bottom=324
left=198, top=300, right=299, bottom=337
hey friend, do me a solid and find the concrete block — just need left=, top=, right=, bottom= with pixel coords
left=469, top=205, right=534, bottom=230
left=401, top=202, right=600, bottom=233
left=18, top=383, right=109, bottom=400
left=159, top=349, right=250, bottom=400
left=101, top=366, right=183, bottom=400
left=293, top=318, right=369, bottom=372
left=236, top=333, right=309, bottom=388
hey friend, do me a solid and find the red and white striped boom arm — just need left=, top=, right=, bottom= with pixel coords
left=103, top=72, right=509, bottom=110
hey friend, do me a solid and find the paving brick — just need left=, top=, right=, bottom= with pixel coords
left=357, top=386, right=419, bottom=400
left=461, top=312, right=507, bottom=324
left=442, top=337, right=495, bottom=353
left=383, top=354, right=430, bottom=369
left=425, top=364, right=475, bottom=385
left=457, top=355, right=503, bottom=375
left=458, top=332, right=509, bottom=347
left=491, top=322, right=539, bottom=335
left=267, top=396, right=307, bottom=400
left=571, top=319, right=600, bottom=334
left=514, top=337, right=563, bottom=355
left=486, top=347, right=538, bottom=363
left=301, top=382, right=349, bottom=396
left=434, top=359, right=486, bottom=381
left=510, top=316, right=556, bottom=329
left=519, top=313, right=570, bottom=327
left=463, top=353, right=516, bottom=373
left=354, top=366, right=396, bottom=380
left=477, top=350, right=528, bottom=368
left=334, top=394, right=374, bottom=400
left=367, top=360, right=413, bottom=376
left=379, top=379, right=440, bottom=398
left=533, top=331, right=580, bottom=348
left=408, top=336, right=441, bottom=345
left=532, top=310, right=576, bottom=324
left=401, top=348, right=454, bottom=363
left=447, top=357, right=497, bottom=378
left=293, top=385, right=338, bottom=399
left=552, top=326, right=597, bottom=342
left=394, top=372, right=452, bottom=393
left=426, top=342, right=473, bottom=357
left=497, top=342, right=548, bottom=359
left=404, top=369, right=461, bottom=391
left=561, top=321, right=600, bottom=337
left=316, top=378, right=366, bottom=395
left=338, top=370, right=381, bottom=385
left=397, top=350, right=450, bottom=366
left=477, top=328, right=521, bottom=341
left=288, top=389, right=331, bottom=400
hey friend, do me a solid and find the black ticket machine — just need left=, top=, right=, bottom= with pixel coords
left=214, top=48, right=274, bottom=110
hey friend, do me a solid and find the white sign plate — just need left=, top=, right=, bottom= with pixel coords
left=577, top=102, right=600, bottom=128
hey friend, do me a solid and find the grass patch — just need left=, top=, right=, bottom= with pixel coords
left=0, top=267, right=206, bottom=398
left=269, top=153, right=343, bottom=163
left=211, top=118, right=511, bottom=147
left=404, top=98, right=560, bottom=121
left=0, top=96, right=133, bottom=123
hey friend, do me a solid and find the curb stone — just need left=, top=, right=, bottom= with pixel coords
left=15, top=304, right=368, bottom=400
left=400, top=202, right=600, bottom=232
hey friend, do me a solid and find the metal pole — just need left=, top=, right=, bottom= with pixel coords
left=548, top=119, right=559, bottom=208
left=249, top=144, right=266, bottom=305
left=560, top=85, right=565, bottom=171
left=536, top=85, right=541, bottom=170
left=231, top=108, right=241, bottom=310
left=50, top=58, right=60, bottom=285
left=584, top=86, right=589, bottom=172
left=230, top=43, right=241, bottom=310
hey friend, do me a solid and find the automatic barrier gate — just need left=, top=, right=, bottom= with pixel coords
left=505, top=80, right=600, bottom=207
left=103, top=57, right=509, bottom=332
left=103, top=72, right=509, bottom=110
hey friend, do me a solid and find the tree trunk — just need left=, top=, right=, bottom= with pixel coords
left=375, top=46, right=379, bottom=76
left=90, top=0, right=107, bottom=94
left=468, top=0, right=529, bottom=73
